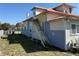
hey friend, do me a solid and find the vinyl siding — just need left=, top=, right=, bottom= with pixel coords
left=50, top=19, right=65, bottom=30
left=47, top=18, right=66, bottom=50
left=47, top=13, right=61, bottom=21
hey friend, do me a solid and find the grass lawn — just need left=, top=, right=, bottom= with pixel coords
left=0, top=34, right=76, bottom=56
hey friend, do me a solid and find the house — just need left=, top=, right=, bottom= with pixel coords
left=0, top=30, right=4, bottom=38
left=21, top=3, right=79, bottom=50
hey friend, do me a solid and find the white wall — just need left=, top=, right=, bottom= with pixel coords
left=31, top=22, right=40, bottom=39
left=32, top=9, right=44, bottom=16
left=32, top=13, right=47, bottom=40
left=49, top=19, right=65, bottom=30
left=47, top=13, right=61, bottom=21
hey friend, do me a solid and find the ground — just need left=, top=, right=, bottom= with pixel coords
left=0, top=34, right=78, bottom=56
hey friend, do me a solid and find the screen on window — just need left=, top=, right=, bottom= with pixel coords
left=71, top=24, right=76, bottom=34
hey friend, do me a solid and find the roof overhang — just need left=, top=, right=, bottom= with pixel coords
left=24, top=5, right=79, bottom=22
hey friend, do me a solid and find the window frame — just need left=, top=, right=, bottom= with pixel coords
left=76, top=25, right=79, bottom=33
left=71, top=23, right=79, bottom=35
left=71, top=24, right=76, bottom=34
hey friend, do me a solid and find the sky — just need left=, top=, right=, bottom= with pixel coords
left=0, top=3, right=79, bottom=25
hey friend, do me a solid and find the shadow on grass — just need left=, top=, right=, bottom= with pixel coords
left=7, top=34, right=65, bottom=53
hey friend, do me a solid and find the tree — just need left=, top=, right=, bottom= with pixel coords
left=0, top=25, right=1, bottom=30
left=0, top=23, right=11, bottom=30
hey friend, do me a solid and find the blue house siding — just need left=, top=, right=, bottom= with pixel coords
left=42, top=21, right=66, bottom=50
left=50, top=30, right=65, bottom=50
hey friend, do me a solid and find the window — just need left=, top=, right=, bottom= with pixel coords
left=28, top=22, right=32, bottom=32
left=77, top=25, right=79, bottom=33
left=71, top=24, right=79, bottom=34
left=72, top=24, right=76, bottom=29
left=71, top=24, right=76, bottom=34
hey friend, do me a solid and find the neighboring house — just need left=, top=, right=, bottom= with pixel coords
left=21, top=3, right=79, bottom=50
left=0, top=30, right=4, bottom=38
left=13, top=22, right=25, bottom=34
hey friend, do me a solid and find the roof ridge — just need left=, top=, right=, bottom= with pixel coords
left=53, top=3, right=75, bottom=9
left=32, top=6, right=79, bottom=18
left=47, top=8, right=79, bottom=18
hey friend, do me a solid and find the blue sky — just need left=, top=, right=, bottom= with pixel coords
left=0, top=3, right=79, bottom=25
